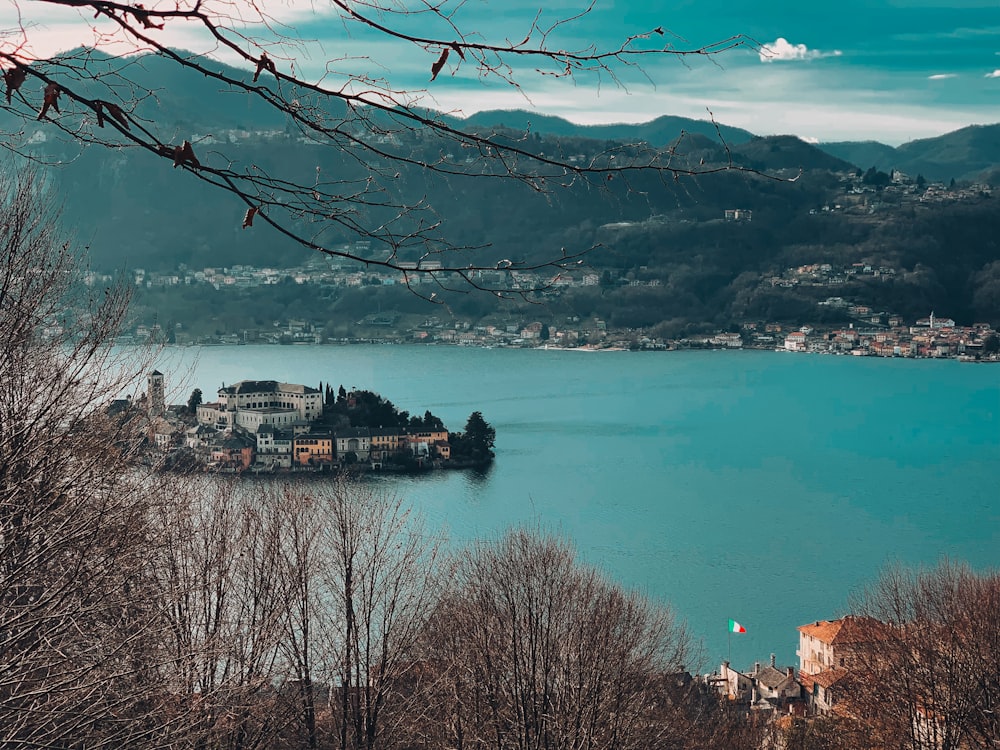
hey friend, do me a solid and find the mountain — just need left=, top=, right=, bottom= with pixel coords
left=894, top=124, right=1000, bottom=182
left=731, top=135, right=855, bottom=173
left=819, top=125, right=1000, bottom=183
left=10, top=48, right=1000, bottom=331
left=458, top=109, right=754, bottom=147
left=818, top=140, right=899, bottom=174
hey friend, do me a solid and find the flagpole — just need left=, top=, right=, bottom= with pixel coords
left=728, top=628, right=731, bottom=664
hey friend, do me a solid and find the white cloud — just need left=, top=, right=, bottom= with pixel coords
left=759, top=38, right=842, bottom=63
left=986, top=70, right=1000, bottom=78
left=928, top=73, right=957, bottom=80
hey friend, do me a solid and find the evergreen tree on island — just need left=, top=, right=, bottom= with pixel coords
left=452, top=411, right=496, bottom=463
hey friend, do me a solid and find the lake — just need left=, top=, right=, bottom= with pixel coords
left=154, top=345, right=1000, bottom=673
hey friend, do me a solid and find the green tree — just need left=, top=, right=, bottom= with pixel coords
left=187, top=387, right=203, bottom=413
left=455, top=411, right=496, bottom=462
left=423, top=410, right=445, bottom=431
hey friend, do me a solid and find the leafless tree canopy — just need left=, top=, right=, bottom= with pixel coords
left=0, top=168, right=163, bottom=746
left=1, top=0, right=757, bottom=294
left=845, top=560, right=1000, bottom=750
left=411, top=529, right=705, bottom=750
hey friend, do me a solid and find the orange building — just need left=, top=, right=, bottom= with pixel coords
left=294, top=433, right=334, bottom=465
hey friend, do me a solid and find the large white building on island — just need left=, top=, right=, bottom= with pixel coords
left=197, top=380, right=323, bottom=431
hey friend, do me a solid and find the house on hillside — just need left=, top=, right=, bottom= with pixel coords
left=708, top=655, right=800, bottom=713
left=754, top=656, right=801, bottom=708
left=797, top=616, right=879, bottom=715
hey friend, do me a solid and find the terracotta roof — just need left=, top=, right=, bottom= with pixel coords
left=802, top=669, right=850, bottom=689
left=797, top=615, right=877, bottom=645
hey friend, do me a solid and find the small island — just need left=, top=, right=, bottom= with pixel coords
left=140, top=373, right=495, bottom=473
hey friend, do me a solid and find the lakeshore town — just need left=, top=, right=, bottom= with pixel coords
left=113, top=255, right=1000, bottom=361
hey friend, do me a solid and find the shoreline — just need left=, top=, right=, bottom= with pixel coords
left=152, top=338, right=1000, bottom=363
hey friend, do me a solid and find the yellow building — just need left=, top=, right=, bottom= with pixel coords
left=294, top=433, right=334, bottom=465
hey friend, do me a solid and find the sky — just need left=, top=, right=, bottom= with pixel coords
left=4, top=0, right=1000, bottom=145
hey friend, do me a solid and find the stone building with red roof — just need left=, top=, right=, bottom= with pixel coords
left=796, top=616, right=878, bottom=715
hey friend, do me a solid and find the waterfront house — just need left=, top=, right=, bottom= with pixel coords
left=407, top=428, right=451, bottom=459
left=210, top=434, right=255, bottom=470
left=370, top=427, right=407, bottom=462
left=335, top=427, right=371, bottom=462
left=294, top=432, right=334, bottom=466
left=255, top=425, right=293, bottom=468
left=784, top=331, right=807, bottom=352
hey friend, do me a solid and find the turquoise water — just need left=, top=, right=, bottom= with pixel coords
left=157, top=346, right=1000, bottom=672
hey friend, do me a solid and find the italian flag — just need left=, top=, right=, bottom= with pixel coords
left=728, top=619, right=747, bottom=633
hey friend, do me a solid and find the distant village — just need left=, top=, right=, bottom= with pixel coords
left=100, top=249, right=999, bottom=359
left=134, top=373, right=488, bottom=473
left=732, top=311, right=999, bottom=361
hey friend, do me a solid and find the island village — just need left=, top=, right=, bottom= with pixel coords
left=137, top=372, right=492, bottom=472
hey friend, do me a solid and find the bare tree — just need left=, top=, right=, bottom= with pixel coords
left=261, top=479, right=445, bottom=750
left=0, top=1, right=760, bottom=295
left=0, top=167, right=170, bottom=746
left=145, top=478, right=296, bottom=749
left=847, top=560, right=1000, bottom=750
left=414, top=528, right=695, bottom=750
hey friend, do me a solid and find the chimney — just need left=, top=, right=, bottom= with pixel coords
left=787, top=667, right=795, bottom=679
left=754, top=661, right=760, bottom=675
left=770, top=653, right=776, bottom=667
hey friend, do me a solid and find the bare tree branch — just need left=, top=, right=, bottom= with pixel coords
left=2, top=0, right=774, bottom=296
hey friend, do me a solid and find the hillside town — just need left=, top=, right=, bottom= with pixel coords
left=706, top=616, right=905, bottom=745
left=104, top=244, right=1000, bottom=359
left=135, top=373, right=493, bottom=472
left=708, top=617, right=865, bottom=716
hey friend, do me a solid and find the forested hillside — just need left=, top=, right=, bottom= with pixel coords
left=14, top=51, right=1000, bottom=331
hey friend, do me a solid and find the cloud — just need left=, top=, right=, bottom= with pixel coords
left=759, top=38, right=842, bottom=63
left=986, top=70, right=1000, bottom=78
left=928, top=74, right=957, bottom=80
